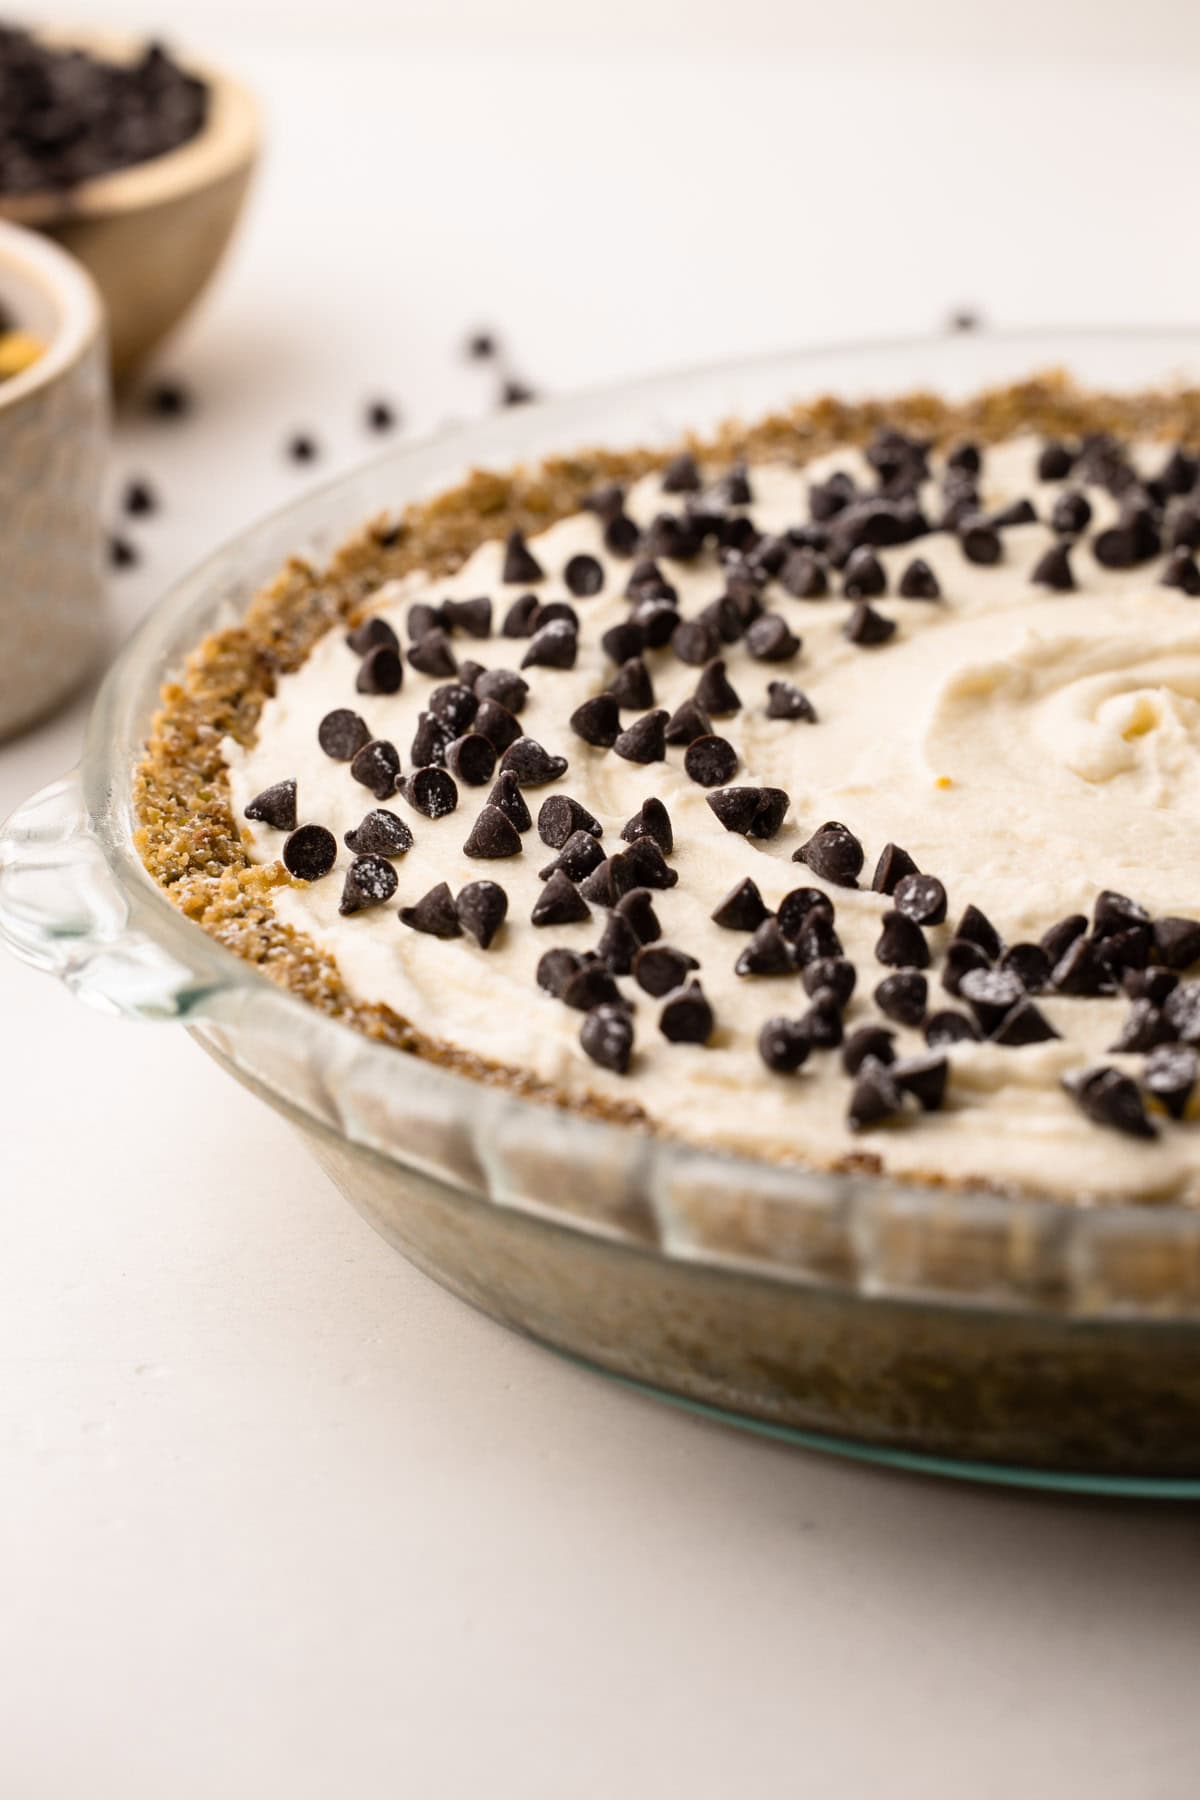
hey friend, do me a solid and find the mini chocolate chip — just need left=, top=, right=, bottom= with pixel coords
left=844, top=601, right=896, bottom=646
left=564, top=964, right=622, bottom=1012
left=684, top=735, right=738, bottom=787
left=896, top=557, right=940, bottom=600
left=521, top=619, right=578, bottom=671
left=959, top=967, right=1026, bottom=1032
left=660, top=982, right=714, bottom=1044
left=366, top=398, right=397, bottom=431
left=735, top=918, right=796, bottom=978
left=777, top=887, right=834, bottom=944
left=1145, top=1044, right=1198, bottom=1119
left=635, top=943, right=700, bottom=998
left=1050, top=490, right=1091, bottom=535
left=943, top=937, right=992, bottom=996
left=123, top=478, right=157, bottom=516
left=244, top=780, right=297, bottom=832
left=662, top=451, right=702, bottom=493
left=616, top=888, right=662, bottom=944
left=634, top=598, right=681, bottom=647
left=501, top=737, right=569, bottom=785
left=1093, top=890, right=1150, bottom=939
left=620, top=797, right=674, bottom=856
left=1155, top=917, right=1200, bottom=970
left=794, top=821, right=864, bottom=887
left=350, top=739, right=401, bottom=800
left=445, top=733, right=497, bottom=786
left=759, top=1016, right=811, bottom=1073
left=502, top=529, right=543, bottom=584
left=876, top=910, right=930, bottom=969
left=462, top=805, right=523, bottom=859
left=459, top=661, right=486, bottom=690
left=780, top=548, right=830, bottom=598
left=583, top=482, right=625, bottom=521
left=1159, top=447, right=1198, bottom=495
left=401, top=765, right=459, bottom=819
left=1051, top=935, right=1115, bottom=997
left=410, top=712, right=450, bottom=767
left=531, top=601, right=579, bottom=632
left=563, top=553, right=603, bottom=598
left=955, top=904, right=1003, bottom=960
left=1125, top=967, right=1179, bottom=1006
left=601, top=622, right=646, bottom=665
left=408, top=601, right=445, bottom=641
left=847, top=1058, right=904, bottom=1132
left=619, top=837, right=678, bottom=890
left=318, top=708, right=371, bottom=761
left=604, top=513, right=640, bottom=557
left=711, top=878, right=768, bottom=932
left=893, top=872, right=947, bottom=926
left=1167, top=503, right=1200, bottom=551
left=1092, top=527, right=1136, bottom=569
left=842, top=1025, right=896, bottom=1076
left=474, top=668, right=528, bottom=714
left=1031, top=541, right=1075, bottom=592
left=580, top=1004, right=634, bottom=1074
left=803, top=957, right=856, bottom=1007
left=894, top=1053, right=949, bottom=1111
left=614, top=710, right=669, bottom=764
left=875, top=970, right=928, bottom=1027
left=454, top=880, right=508, bottom=948
left=709, top=785, right=790, bottom=840
left=1038, top=440, right=1076, bottom=480
left=1162, top=547, right=1200, bottom=595
left=993, top=998, right=1060, bottom=1046
left=809, top=471, right=856, bottom=520
left=1096, top=924, right=1152, bottom=977
left=671, top=617, right=720, bottom=666
left=532, top=870, right=591, bottom=927
left=570, top=693, right=621, bottom=748
left=1064, top=1066, right=1157, bottom=1139
left=1040, top=913, right=1087, bottom=964
left=924, top=1008, right=980, bottom=1047
left=487, top=770, right=532, bottom=833
left=665, top=697, right=713, bottom=746
left=992, top=498, right=1037, bottom=528
left=608, top=658, right=655, bottom=710
left=577, top=859, right=619, bottom=908
left=339, top=854, right=399, bottom=916
left=745, top=613, right=801, bottom=662
left=538, top=794, right=602, bottom=849
left=346, top=616, right=400, bottom=656
left=501, top=592, right=541, bottom=637
left=440, top=596, right=491, bottom=638
left=473, top=698, right=523, bottom=753
left=408, top=629, right=458, bottom=678
left=344, top=809, right=414, bottom=857
left=960, top=519, right=1002, bottom=565
left=764, top=680, right=817, bottom=722
left=1109, top=999, right=1172, bottom=1054
left=946, top=442, right=981, bottom=476
left=842, top=547, right=887, bottom=599
left=698, top=594, right=744, bottom=644
left=1165, top=983, right=1200, bottom=1044
left=596, top=911, right=641, bottom=975
left=539, top=829, right=606, bottom=884
left=429, top=683, right=480, bottom=734
left=282, top=824, right=337, bottom=881
left=1000, top=943, right=1052, bottom=993
left=537, top=947, right=585, bottom=997
left=287, top=433, right=318, bottom=464
left=400, top=881, right=462, bottom=937
left=871, top=842, right=919, bottom=894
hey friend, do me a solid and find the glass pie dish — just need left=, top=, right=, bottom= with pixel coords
left=6, top=328, right=1200, bottom=1496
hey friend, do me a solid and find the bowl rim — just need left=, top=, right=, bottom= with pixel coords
left=0, top=29, right=260, bottom=228
left=0, top=217, right=103, bottom=404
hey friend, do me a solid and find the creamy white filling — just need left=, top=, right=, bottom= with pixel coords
left=225, top=437, right=1200, bottom=1203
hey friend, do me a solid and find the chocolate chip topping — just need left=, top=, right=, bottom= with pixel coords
left=350, top=738, right=401, bottom=800
left=521, top=619, right=578, bottom=671
left=401, top=765, right=459, bottom=819
left=429, top=682, right=479, bottom=734
left=843, top=601, right=896, bottom=646
left=758, top=1016, right=810, bottom=1073
left=876, top=910, right=930, bottom=970
left=608, top=657, right=655, bottom=710
left=842, top=1025, right=897, bottom=1076
left=1050, top=489, right=1091, bottom=535
left=992, top=998, right=1060, bottom=1046
left=803, top=957, right=856, bottom=1007
left=580, top=1004, right=634, bottom=1074
left=942, top=937, right=992, bottom=996
left=596, top=911, right=641, bottom=975
left=1161, top=547, right=1200, bottom=595
left=537, top=946, right=585, bottom=998
left=618, top=837, right=678, bottom=891
left=1165, top=983, right=1200, bottom=1044
left=1037, top=440, right=1076, bottom=480
left=664, top=697, right=713, bottom=746
left=442, top=596, right=492, bottom=638
left=1064, top=1066, right=1157, bottom=1139
left=895, top=557, right=939, bottom=601
left=502, top=529, right=544, bottom=584
left=462, top=805, right=523, bottom=859
left=1031, top=541, right=1075, bottom=592
left=532, top=870, right=590, bottom=927
left=707, top=786, right=790, bottom=840
left=875, top=970, right=928, bottom=1027
left=992, top=498, right=1038, bottom=529
left=1109, top=999, right=1172, bottom=1054
left=999, top=942, right=1052, bottom=993
left=473, top=668, right=528, bottom=715
left=777, top=886, right=835, bottom=944
left=410, top=712, right=450, bottom=767
left=1145, top=1044, right=1198, bottom=1120
left=794, top=820, right=864, bottom=887
left=444, top=733, right=496, bottom=787
left=501, top=737, right=569, bottom=785
left=620, top=796, right=674, bottom=856
left=343, top=809, right=414, bottom=857
left=959, top=966, right=1026, bottom=1033
left=1050, top=934, right=1114, bottom=997
left=1155, top=917, right=1200, bottom=970
left=895, top=1053, right=949, bottom=1111
left=244, top=780, right=298, bottom=832
left=604, top=513, right=640, bottom=557
left=339, top=854, right=399, bottom=916
left=400, top=881, right=462, bottom=937
left=745, top=613, right=801, bottom=662
left=847, top=1058, right=904, bottom=1132
left=539, top=829, right=607, bottom=884
left=735, top=918, right=796, bottom=978
left=564, top=964, right=622, bottom=1011
left=569, top=693, right=620, bottom=749
left=780, top=548, right=829, bottom=598
left=1040, top=913, right=1087, bottom=965
left=924, top=1008, right=980, bottom=1047
left=614, top=710, right=669, bottom=764
left=318, top=708, right=371, bottom=762
left=537, top=794, right=602, bottom=849
left=282, top=824, right=337, bottom=882
left=893, top=872, right=948, bottom=926
left=501, top=592, right=540, bottom=637
left=711, top=878, right=769, bottom=932
left=662, top=452, right=702, bottom=494
left=347, top=616, right=400, bottom=657
left=562, top=553, right=604, bottom=598
left=763, top=681, right=817, bottom=723
left=960, top=519, right=1003, bottom=565
left=472, top=699, right=523, bottom=753
left=407, top=629, right=458, bottom=679
left=660, top=982, right=714, bottom=1044
left=671, top=617, right=720, bottom=666
left=616, top=887, right=662, bottom=944
left=684, top=735, right=738, bottom=787
left=955, top=903, right=1003, bottom=960
left=871, top=842, right=919, bottom=894
left=484, top=770, right=531, bottom=834
left=454, top=880, right=508, bottom=948
left=842, top=547, right=887, bottom=599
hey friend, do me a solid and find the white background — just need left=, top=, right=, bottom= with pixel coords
left=4, top=3, right=1200, bottom=1795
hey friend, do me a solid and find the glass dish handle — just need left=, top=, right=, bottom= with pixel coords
left=0, top=771, right=222, bottom=1021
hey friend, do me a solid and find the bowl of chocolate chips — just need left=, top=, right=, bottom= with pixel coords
left=0, top=23, right=258, bottom=379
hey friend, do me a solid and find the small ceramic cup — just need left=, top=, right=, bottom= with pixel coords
left=0, top=220, right=108, bottom=741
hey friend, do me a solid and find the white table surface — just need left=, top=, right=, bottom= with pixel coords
left=4, top=14, right=1200, bottom=1796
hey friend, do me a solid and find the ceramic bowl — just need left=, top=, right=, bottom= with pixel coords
left=0, top=219, right=107, bottom=740
left=0, top=33, right=260, bottom=381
